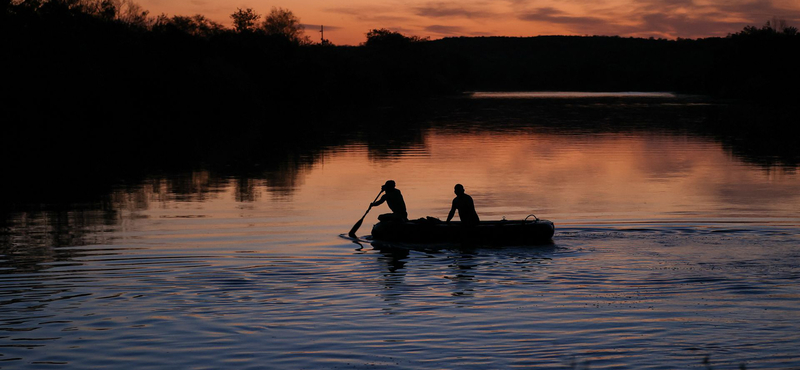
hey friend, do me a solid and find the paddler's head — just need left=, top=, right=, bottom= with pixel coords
left=454, top=184, right=465, bottom=195
left=382, top=180, right=396, bottom=191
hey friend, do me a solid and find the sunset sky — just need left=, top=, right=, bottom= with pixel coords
left=141, top=0, right=800, bottom=45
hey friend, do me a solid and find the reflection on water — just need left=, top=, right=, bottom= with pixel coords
left=2, top=97, right=800, bottom=368
left=471, top=91, right=679, bottom=98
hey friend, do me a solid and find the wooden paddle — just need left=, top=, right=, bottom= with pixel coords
left=348, top=190, right=383, bottom=238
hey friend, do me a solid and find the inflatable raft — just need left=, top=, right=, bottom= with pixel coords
left=371, top=217, right=555, bottom=245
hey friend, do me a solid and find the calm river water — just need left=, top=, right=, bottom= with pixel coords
left=2, top=94, right=799, bottom=369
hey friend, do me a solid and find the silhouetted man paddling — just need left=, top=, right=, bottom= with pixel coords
left=371, top=180, right=408, bottom=223
left=447, top=184, right=479, bottom=225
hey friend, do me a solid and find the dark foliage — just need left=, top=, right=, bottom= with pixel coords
left=364, top=28, right=427, bottom=48
left=1, top=0, right=451, bottom=206
left=430, top=31, right=800, bottom=102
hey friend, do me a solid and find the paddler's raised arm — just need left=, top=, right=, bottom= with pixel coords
left=371, top=194, right=387, bottom=207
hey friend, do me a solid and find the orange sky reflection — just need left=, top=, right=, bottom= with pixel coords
left=296, top=130, right=800, bottom=225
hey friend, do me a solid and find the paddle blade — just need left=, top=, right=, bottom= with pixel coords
left=349, top=190, right=381, bottom=238
left=348, top=217, right=364, bottom=238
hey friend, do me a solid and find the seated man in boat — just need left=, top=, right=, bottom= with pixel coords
left=446, top=184, right=480, bottom=225
left=371, top=180, right=408, bottom=223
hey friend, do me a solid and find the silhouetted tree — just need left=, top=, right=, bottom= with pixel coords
left=364, top=28, right=426, bottom=48
left=731, top=18, right=799, bottom=38
left=230, top=7, right=259, bottom=33
left=262, top=7, right=308, bottom=43
left=99, top=0, right=116, bottom=20
left=115, top=0, right=148, bottom=27
left=767, top=17, right=798, bottom=35
left=155, top=14, right=223, bottom=37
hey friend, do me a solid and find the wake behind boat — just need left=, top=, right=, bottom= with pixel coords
left=371, top=216, right=555, bottom=245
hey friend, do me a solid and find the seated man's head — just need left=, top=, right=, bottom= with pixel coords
left=454, top=184, right=465, bottom=195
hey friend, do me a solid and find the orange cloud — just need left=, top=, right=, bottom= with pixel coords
left=140, top=0, right=800, bottom=44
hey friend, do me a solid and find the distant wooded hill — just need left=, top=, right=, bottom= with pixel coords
left=4, top=1, right=799, bottom=127
left=428, top=34, right=800, bottom=100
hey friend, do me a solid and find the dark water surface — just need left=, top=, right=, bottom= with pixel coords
left=2, top=96, right=799, bottom=369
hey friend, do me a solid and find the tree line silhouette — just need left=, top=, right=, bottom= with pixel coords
left=5, top=0, right=798, bottom=114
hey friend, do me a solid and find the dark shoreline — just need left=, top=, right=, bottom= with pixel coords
left=4, top=1, right=799, bottom=123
